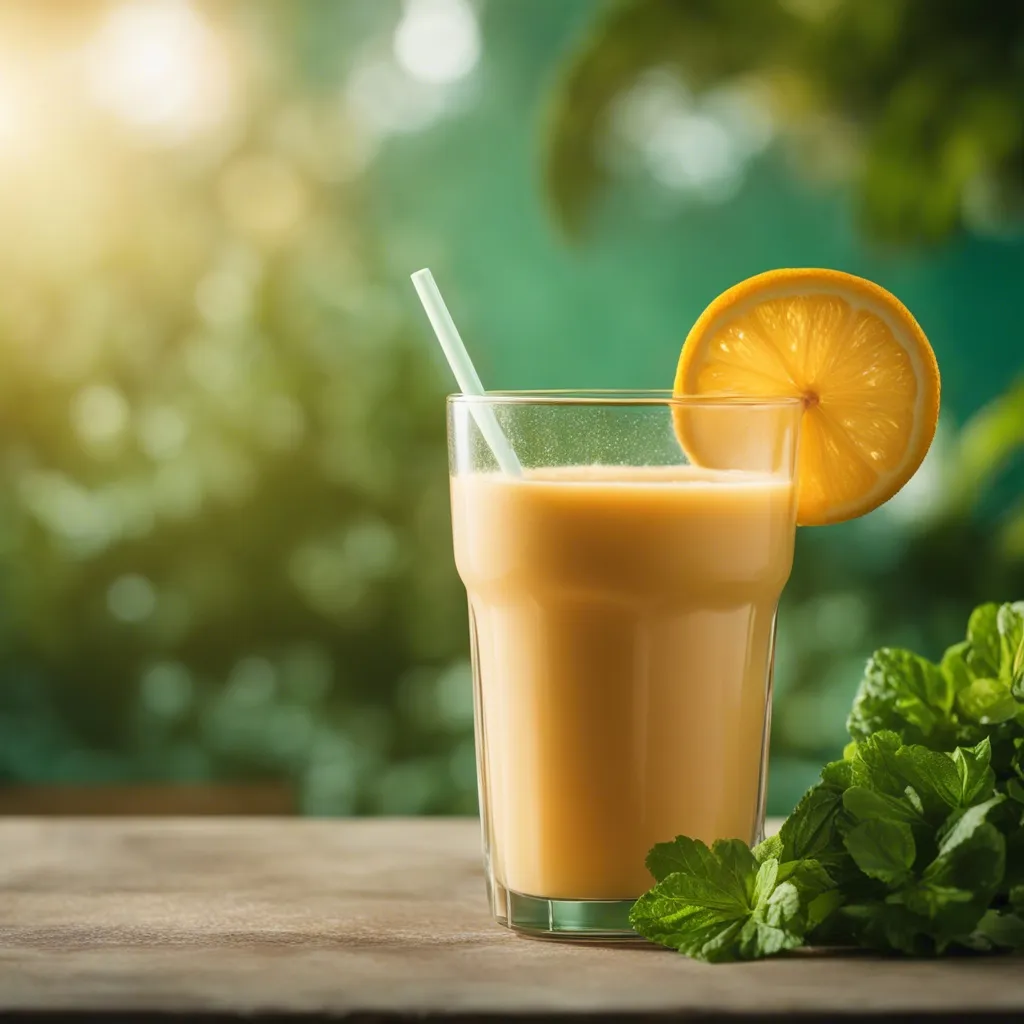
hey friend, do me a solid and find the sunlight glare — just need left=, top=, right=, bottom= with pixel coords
left=84, top=0, right=233, bottom=143
left=393, top=0, right=481, bottom=85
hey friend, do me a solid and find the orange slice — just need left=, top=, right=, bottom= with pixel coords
left=674, top=269, right=941, bottom=526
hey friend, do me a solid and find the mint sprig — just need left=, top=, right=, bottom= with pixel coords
left=629, top=836, right=826, bottom=961
left=631, top=601, right=1024, bottom=961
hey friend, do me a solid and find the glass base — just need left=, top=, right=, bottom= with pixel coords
left=490, top=877, right=641, bottom=939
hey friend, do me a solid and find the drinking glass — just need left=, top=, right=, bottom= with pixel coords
left=448, top=391, right=802, bottom=938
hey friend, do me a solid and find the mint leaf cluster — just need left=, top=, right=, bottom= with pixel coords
left=630, top=601, right=1024, bottom=960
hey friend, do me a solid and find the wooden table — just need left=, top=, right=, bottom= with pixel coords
left=1, top=818, right=1022, bottom=1022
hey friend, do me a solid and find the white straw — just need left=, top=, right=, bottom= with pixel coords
left=411, top=268, right=522, bottom=477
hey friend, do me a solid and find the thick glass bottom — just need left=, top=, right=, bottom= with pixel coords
left=490, top=877, right=641, bottom=939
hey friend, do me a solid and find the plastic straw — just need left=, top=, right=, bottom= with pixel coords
left=411, top=268, right=522, bottom=477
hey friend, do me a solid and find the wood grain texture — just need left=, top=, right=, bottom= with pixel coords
left=0, top=818, right=1021, bottom=1021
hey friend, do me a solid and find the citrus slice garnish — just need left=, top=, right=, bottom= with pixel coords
left=674, top=268, right=941, bottom=526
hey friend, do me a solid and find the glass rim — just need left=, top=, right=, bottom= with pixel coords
left=447, top=389, right=804, bottom=408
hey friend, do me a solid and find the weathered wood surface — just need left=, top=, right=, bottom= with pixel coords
left=0, top=818, right=1021, bottom=1021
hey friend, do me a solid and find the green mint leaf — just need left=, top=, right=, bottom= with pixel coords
left=842, top=785, right=925, bottom=827
left=631, top=842, right=817, bottom=962
left=897, top=800, right=1009, bottom=940
left=904, top=785, right=926, bottom=816
left=935, top=794, right=1005, bottom=853
left=848, top=731, right=913, bottom=796
left=956, top=678, right=1019, bottom=725
left=833, top=901, right=933, bottom=956
left=844, top=819, right=915, bottom=886
left=1011, top=884, right=1024, bottom=914
left=806, top=888, right=845, bottom=932
left=893, top=745, right=963, bottom=815
left=950, top=737, right=996, bottom=805
left=966, top=603, right=1001, bottom=678
left=752, top=856, right=779, bottom=906
left=940, top=641, right=973, bottom=693
left=630, top=875, right=747, bottom=961
left=631, top=841, right=807, bottom=962
left=713, top=838, right=761, bottom=897
left=645, top=835, right=713, bottom=885
left=644, top=835, right=754, bottom=895
left=778, top=857, right=834, bottom=898
left=1013, top=669, right=1024, bottom=702
left=895, top=882, right=978, bottom=951
left=753, top=834, right=783, bottom=864
left=778, top=781, right=844, bottom=862
left=996, top=602, right=1024, bottom=684
left=847, top=649, right=950, bottom=746
left=885, top=794, right=1006, bottom=954
left=969, top=908, right=1024, bottom=951
left=821, top=756, right=854, bottom=789
left=735, top=864, right=804, bottom=959
left=637, top=837, right=754, bottom=912
left=883, top=740, right=994, bottom=816
left=1003, top=826, right=1024, bottom=892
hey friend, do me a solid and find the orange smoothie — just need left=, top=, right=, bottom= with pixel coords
left=451, top=465, right=797, bottom=901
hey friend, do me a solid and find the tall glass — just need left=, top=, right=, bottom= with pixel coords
left=448, top=392, right=802, bottom=938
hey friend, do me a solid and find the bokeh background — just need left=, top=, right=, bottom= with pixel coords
left=0, top=0, right=1022, bottom=816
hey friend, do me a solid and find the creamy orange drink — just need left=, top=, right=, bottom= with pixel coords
left=452, top=465, right=796, bottom=901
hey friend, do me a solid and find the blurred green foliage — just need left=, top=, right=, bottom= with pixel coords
left=0, top=0, right=1021, bottom=819
left=545, top=0, right=1024, bottom=243
left=0, top=0, right=474, bottom=814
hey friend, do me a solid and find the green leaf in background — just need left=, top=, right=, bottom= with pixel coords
left=950, top=384, right=1024, bottom=519
left=542, top=0, right=792, bottom=238
left=844, top=819, right=915, bottom=887
left=545, top=1, right=1024, bottom=244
